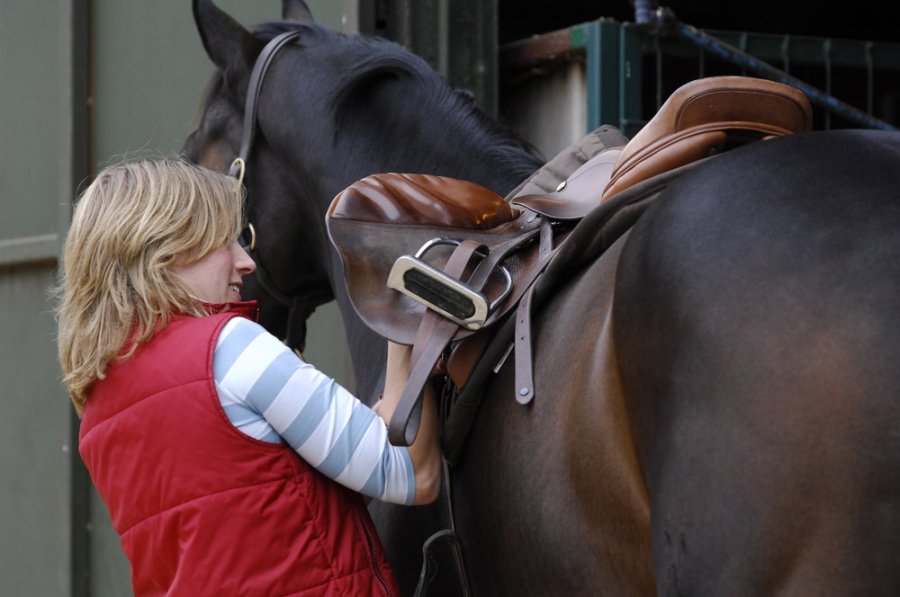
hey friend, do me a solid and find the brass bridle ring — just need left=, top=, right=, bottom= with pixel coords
left=229, top=157, right=246, bottom=186
left=245, top=221, right=257, bottom=252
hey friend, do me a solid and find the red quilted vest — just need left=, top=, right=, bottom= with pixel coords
left=78, top=309, right=398, bottom=596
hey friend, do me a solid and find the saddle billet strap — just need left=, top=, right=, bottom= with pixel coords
left=389, top=240, right=485, bottom=445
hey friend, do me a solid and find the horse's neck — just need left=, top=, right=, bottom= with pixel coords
left=329, top=267, right=387, bottom=404
left=328, top=106, right=538, bottom=198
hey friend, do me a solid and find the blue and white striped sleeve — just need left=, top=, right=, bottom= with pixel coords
left=213, top=316, right=416, bottom=505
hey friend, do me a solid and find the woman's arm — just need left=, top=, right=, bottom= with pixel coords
left=373, top=342, right=442, bottom=505
left=213, top=317, right=439, bottom=505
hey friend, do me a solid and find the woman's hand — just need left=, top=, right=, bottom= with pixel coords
left=376, top=342, right=442, bottom=505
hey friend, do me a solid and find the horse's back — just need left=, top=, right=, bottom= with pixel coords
left=614, top=130, right=900, bottom=595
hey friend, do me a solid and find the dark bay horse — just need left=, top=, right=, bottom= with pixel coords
left=183, top=1, right=900, bottom=594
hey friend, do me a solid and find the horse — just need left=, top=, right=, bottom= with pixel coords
left=183, top=1, right=900, bottom=595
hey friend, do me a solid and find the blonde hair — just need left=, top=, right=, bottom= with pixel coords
left=56, top=158, right=244, bottom=415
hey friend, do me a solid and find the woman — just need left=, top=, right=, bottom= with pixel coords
left=56, top=158, right=440, bottom=595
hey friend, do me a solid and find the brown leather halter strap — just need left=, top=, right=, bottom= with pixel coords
left=226, top=30, right=331, bottom=352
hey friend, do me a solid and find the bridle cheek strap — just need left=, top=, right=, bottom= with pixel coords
left=229, top=30, right=303, bottom=180
left=225, top=29, right=324, bottom=353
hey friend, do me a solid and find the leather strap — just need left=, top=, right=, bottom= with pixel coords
left=229, top=30, right=302, bottom=178
left=225, top=30, right=334, bottom=353
left=513, top=217, right=554, bottom=404
left=389, top=241, right=485, bottom=445
left=388, top=227, right=542, bottom=445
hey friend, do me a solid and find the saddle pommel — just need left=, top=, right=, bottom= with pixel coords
left=327, top=173, right=518, bottom=229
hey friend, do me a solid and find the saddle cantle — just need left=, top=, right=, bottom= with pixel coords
left=601, top=75, right=812, bottom=200
left=327, top=75, right=813, bottom=448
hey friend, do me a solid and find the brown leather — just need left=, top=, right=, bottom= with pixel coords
left=446, top=333, right=490, bottom=389
left=327, top=76, right=815, bottom=445
left=513, top=147, right=623, bottom=220
left=327, top=173, right=545, bottom=346
left=389, top=240, right=486, bottom=445
left=327, top=172, right=519, bottom=229
left=602, top=76, right=812, bottom=200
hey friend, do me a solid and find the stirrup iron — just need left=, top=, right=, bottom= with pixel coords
left=387, top=238, right=511, bottom=330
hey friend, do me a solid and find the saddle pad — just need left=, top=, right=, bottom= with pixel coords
left=327, top=172, right=518, bottom=229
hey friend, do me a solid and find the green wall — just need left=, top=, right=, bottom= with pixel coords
left=0, top=2, right=354, bottom=595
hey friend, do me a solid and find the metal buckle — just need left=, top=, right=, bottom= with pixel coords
left=228, top=157, right=246, bottom=186
left=239, top=221, right=257, bottom=252
left=387, top=238, right=512, bottom=330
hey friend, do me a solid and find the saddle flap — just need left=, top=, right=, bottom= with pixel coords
left=327, top=173, right=537, bottom=345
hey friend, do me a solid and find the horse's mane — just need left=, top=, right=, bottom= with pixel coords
left=252, top=21, right=543, bottom=178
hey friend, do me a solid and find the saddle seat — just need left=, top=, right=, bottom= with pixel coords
left=600, top=75, right=812, bottom=200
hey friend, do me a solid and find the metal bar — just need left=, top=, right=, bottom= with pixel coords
left=738, top=31, right=748, bottom=76
left=865, top=41, right=875, bottom=115
left=781, top=35, right=791, bottom=74
left=619, top=23, right=645, bottom=137
left=644, top=29, right=900, bottom=70
left=823, top=38, right=833, bottom=129
left=662, top=14, right=897, bottom=130
left=585, top=22, right=608, bottom=131
left=67, top=0, right=92, bottom=594
left=654, top=34, right=662, bottom=109
left=697, top=43, right=705, bottom=77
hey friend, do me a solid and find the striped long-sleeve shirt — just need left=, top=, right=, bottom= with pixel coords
left=213, top=317, right=416, bottom=505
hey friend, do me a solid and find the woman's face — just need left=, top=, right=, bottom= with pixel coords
left=170, top=241, right=256, bottom=304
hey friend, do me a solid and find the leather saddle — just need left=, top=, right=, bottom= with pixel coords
left=326, top=75, right=812, bottom=447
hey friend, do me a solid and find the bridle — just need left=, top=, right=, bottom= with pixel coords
left=226, top=29, right=329, bottom=352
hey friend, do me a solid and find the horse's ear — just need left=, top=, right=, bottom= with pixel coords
left=192, top=0, right=263, bottom=82
left=283, top=0, right=315, bottom=23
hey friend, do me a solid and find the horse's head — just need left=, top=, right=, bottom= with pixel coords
left=183, top=0, right=541, bottom=387
left=183, top=0, right=346, bottom=352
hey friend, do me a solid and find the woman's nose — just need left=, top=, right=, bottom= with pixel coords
left=232, top=241, right=257, bottom=274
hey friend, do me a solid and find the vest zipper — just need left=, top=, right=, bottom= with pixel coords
left=359, top=511, right=394, bottom=597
